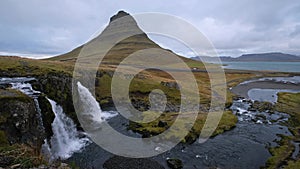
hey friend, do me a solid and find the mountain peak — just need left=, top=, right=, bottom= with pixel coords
left=110, top=10, right=130, bottom=22
left=48, top=10, right=202, bottom=67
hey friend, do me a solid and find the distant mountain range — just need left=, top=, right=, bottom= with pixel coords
left=191, top=52, right=300, bottom=62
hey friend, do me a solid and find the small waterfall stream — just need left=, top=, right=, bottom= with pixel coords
left=46, top=98, right=90, bottom=160
left=76, top=82, right=118, bottom=130
left=10, top=79, right=45, bottom=133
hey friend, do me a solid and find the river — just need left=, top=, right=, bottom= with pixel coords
left=68, top=77, right=299, bottom=169
left=1, top=76, right=298, bottom=169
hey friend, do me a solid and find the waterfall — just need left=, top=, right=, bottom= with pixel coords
left=46, top=98, right=90, bottom=160
left=45, top=82, right=118, bottom=160
left=1, top=77, right=117, bottom=160
left=76, top=82, right=118, bottom=131
left=7, top=78, right=90, bottom=160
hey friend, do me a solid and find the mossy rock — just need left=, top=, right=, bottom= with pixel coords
left=0, top=91, right=45, bottom=149
left=128, top=110, right=237, bottom=143
left=0, top=89, right=32, bottom=103
left=251, top=101, right=274, bottom=112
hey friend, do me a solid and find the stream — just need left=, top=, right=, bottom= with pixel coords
left=68, top=99, right=291, bottom=169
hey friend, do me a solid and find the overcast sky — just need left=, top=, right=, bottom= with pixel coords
left=0, top=0, right=299, bottom=58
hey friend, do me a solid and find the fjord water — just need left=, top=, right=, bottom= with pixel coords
left=222, top=62, right=300, bottom=72
left=248, top=88, right=300, bottom=103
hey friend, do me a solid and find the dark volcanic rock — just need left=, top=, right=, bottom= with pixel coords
left=36, top=72, right=78, bottom=125
left=158, top=120, right=168, bottom=128
left=0, top=84, right=11, bottom=89
left=166, top=158, right=183, bottom=169
left=110, top=10, right=130, bottom=23
left=103, top=156, right=165, bottom=169
left=0, top=89, right=45, bottom=149
left=38, top=95, right=55, bottom=141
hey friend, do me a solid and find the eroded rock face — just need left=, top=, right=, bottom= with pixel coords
left=0, top=89, right=45, bottom=149
left=35, top=72, right=78, bottom=125
left=38, top=95, right=55, bottom=141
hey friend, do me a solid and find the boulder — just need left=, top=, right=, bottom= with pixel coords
left=166, top=158, right=183, bottom=169
left=161, top=81, right=180, bottom=90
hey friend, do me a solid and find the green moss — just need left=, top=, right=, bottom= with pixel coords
left=0, top=89, right=32, bottom=102
left=265, top=136, right=294, bottom=169
left=285, top=160, right=300, bottom=169
left=212, top=110, right=238, bottom=136
left=276, top=92, right=300, bottom=128
left=129, top=110, right=237, bottom=143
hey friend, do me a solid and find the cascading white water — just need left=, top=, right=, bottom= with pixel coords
left=47, top=98, right=90, bottom=160
left=1, top=77, right=118, bottom=160
left=45, top=82, right=117, bottom=160
left=6, top=78, right=90, bottom=160
left=76, top=82, right=118, bottom=130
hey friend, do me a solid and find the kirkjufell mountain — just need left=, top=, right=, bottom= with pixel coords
left=48, top=10, right=202, bottom=67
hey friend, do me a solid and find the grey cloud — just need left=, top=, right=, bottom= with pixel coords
left=0, top=0, right=299, bottom=58
left=290, top=25, right=300, bottom=37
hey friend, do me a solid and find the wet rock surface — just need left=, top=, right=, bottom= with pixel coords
left=231, top=99, right=289, bottom=124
